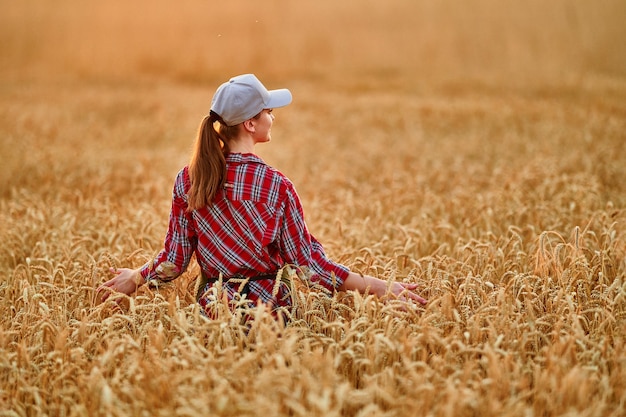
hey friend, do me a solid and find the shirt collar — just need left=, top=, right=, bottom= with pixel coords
left=226, top=152, right=266, bottom=165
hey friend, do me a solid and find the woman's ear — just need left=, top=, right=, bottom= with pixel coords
left=242, top=118, right=255, bottom=133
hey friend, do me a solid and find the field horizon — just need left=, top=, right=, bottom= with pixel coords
left=1, top=1, right=625, bottom=416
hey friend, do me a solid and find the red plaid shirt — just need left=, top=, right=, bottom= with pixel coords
left=140, top=153, right=349, bottom=309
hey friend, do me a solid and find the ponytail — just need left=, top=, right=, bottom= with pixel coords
left=188, top=111, right=230, bottom=211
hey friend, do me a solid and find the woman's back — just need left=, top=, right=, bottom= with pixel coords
left=190, top=152, right=292, bottom=278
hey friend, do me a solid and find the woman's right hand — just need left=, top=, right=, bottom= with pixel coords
left=339, top=271, right=427, bottom=306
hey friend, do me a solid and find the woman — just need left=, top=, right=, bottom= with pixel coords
left=98, top=74, right=427, bottom=316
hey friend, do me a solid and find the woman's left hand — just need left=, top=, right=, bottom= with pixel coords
left=97, top=268, right=144, bottom=303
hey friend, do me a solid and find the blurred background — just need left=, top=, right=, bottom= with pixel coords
left=0, top=0, right=624, bottom=248
left=2, top=0, right=625, bottom=90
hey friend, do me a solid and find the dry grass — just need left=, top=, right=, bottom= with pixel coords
left=1, top=0, right=625, bottom=416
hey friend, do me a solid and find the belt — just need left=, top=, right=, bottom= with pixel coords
left=196, top=272, right=277, bottom=301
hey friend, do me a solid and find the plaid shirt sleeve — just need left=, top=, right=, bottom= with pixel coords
left=277, top=180, right=349, bottom=292
left=140, top=169, right=196, bottom=282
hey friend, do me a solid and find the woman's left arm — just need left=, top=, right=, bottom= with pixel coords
left=98, top=267, right=144, bottom=302
left=97, top=169, right=196, bottom=303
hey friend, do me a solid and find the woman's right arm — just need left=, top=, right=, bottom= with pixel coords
left=339, top=271, right=427, bottom=305
left=276, top=182, right=350, bottom=292
left=277, top=180, right=426, bottom=305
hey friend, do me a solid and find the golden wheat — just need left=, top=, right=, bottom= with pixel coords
left=1, top=0, right=625, bottom=416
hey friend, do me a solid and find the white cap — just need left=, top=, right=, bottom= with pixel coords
left=210, top=74, right=292, bottom=126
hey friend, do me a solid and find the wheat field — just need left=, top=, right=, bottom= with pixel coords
left=1, top=0, right=625, bottom=416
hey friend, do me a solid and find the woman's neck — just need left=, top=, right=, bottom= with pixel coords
left=228, top=135, right=256, bottom=155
